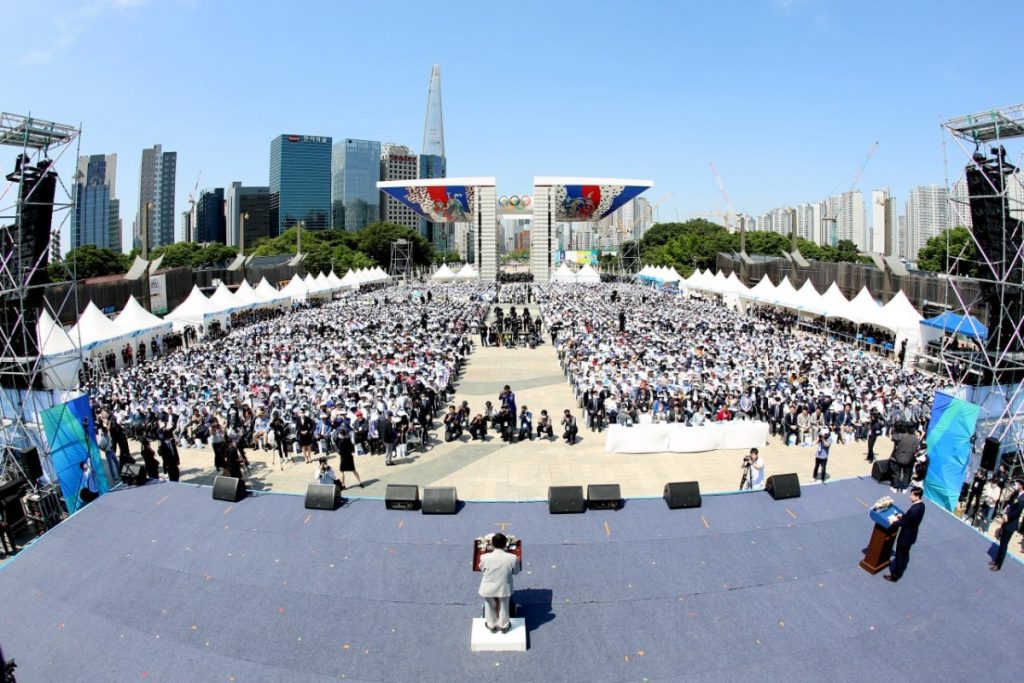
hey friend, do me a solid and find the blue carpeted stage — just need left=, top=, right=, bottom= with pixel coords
left=0, top=477, right=1020, bottom=681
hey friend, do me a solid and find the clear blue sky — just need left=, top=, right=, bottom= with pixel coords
left=6, top=0, right=1023, bottom=253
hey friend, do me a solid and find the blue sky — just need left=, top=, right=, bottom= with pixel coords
left=5, top=0, right=1023, bottom=252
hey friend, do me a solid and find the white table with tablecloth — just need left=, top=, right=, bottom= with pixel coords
left=603, top=421, right=769, bottom=454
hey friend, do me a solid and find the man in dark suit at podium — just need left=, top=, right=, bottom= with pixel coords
left=884, top=486, right=925, bottom=583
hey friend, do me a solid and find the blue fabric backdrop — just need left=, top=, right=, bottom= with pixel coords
left=40, top=395, right=105, bottom=514
left=924, top=391, right=980, bottom=511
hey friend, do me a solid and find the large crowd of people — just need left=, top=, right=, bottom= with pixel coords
left=537, top=284, right=940, bottom=448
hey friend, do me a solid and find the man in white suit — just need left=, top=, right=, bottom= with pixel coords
left=477, top=533, right=520, bottom=633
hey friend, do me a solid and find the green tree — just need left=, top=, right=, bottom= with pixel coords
left=743, top=230, right=790, bottom=257
left=433, top=250, right=462, bottom=264
left=149, top=242, right=203, bottom=268
left=48, top=245, right=129, bottom=281
left=917, top=226, right=977, bottom=276
left=354, top=222, right=434, bottom=267
left=833, top=239, right=861, bottom=263
left=192, top=243, right=238, bottom=267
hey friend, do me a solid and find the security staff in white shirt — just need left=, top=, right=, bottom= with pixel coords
left=477, top=533, right=520, bottom=633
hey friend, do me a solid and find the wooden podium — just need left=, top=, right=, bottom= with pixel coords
left=859, top=505, right=902, bottom=574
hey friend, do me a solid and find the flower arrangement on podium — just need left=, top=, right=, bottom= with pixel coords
left=872, top=496, right=894, bottom=512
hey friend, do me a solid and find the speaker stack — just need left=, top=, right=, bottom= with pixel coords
left=548, top=486, right=586, bottom=514
left=981, top=437, right=1001, bottom=470
left=212, top=475, right=246, bottom=502
left=120, top=463, right=148, bottom=487
left=385, top=484, right=420, bottom=511
left=663, top=481, right=702, bottom=509
left=587, top=484, right=622, bottom=510
left=304, top=483, right=340, bottom=510
left=765, top=474, right=801, bottom=500
left=422, top=487, right=458, bottom=514
left=870, top=459, right=892, bottom=483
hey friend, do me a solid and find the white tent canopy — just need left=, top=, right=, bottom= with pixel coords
left=37, top=310, right=82, bottom=389
left=453, top=263, right=480, bottom=280
left=114, top=295, right=172, bottom=336
left=817, top=282, right=852, bottom=319
left=327, top=270, right=344, bottom=288
left=792, top=279, right=825, bottom=315
left=208, top=283, right=251, bottom=313
left=69, top=301, right=136, bottom=351
left=339, top=269, right=361, bottom=289
left=281, top=274, right=311, bottom=301
left=164, top=285, right=230, bottom=331
left=576, top=264, right=601, bottom=284
left=744, top=274, right=776, bottom=302
left=432, top=264, right=456, bottom=282
left=843, top=286, right=883, bottom=326
left=552, top=263, right=577, bottom=283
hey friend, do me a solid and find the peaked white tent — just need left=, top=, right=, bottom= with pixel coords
left=432, top=264, right=456, bottom=282
left=576, top=264, right=601, bottom=284
left=114, top=295, right=173, bottom=337
left=771, top=277, right=801, bottom=309
left=552, top=263, right=577, bottom=283
left=873, top=290, right=924, bottom=356
left=844, top=286, right=883, bottom=326
left=314, top=272, right=336, bottom=292
left=280, top=274, right=311, bottom=301
left=454, top=263, right=479, bottom=280
left=817, top=283, right=852, bottom=319
left=744, top=274, right=777, bottom=302
left=165, top=285, right=231, bottom=331
left=792, top=279, right=825, bottom=315
left=255, top=277, right=284, bottom=302
left=339, top=269, right=362, bottom=289
left=326, top=270, right=344, bottom=288
left=208, top=283, right=251, bottom=313
left=37, top=310, right=82, bottom=389
left=69, top=301, right=136, bottom=352
left=372, top=266, right=391, bottom=282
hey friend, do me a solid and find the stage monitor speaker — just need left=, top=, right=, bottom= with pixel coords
left=548, top=486, right=585, bottom=514
left=765, top=473, right=801, bottom=500
left=422, top=486, right=458, bottom=515
left=212, top=475, right=246, bottom=502
left=385, top=484, right=419, bottom=510
left=20, top=447, right=43, bottom=483
left=664, top=481, right=702, bottom=509
left=587, top=484, right=622, bottom=510
left=120, top=463, right=147, bottom=486
left=871, top=459, right=892, bottom=483
left=981, top=437, right=1001, bottom=470
left=304, top=483, right=340, bottom=510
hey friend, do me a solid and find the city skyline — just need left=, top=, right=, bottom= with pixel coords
left=6, top=0, right=1023, bottom=254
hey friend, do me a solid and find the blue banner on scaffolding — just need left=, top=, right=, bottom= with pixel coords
left=40, top=395, right=106, bottom=514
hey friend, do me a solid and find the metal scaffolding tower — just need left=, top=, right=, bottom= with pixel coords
left=0, top=113, right=82, bottom=487
left=941, top=103, right=1024, bottom=474
left=389, top=238, right=413, bottom=283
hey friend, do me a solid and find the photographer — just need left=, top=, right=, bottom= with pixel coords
left=517, top=406, right=533, bottom=442
left=536, top=410, right=554, bottom=439
left=812, top=428, right=830, bottom=483
left=561, top=409, right=578, bottom=445
left=745, top=448, right=765, bottom=489
left=315, top=457, right=341, bottom=492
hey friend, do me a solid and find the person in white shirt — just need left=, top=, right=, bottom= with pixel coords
left=477, top=533, right=521, bottom=634
left=315, top=457, right=340, bottom=490
left=748, top=448, right=766, bottom=489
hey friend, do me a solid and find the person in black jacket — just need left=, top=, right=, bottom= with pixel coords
left=884, top=486, right=925, bottom=582
left=889, top=424, right=919, bottom=493
left=990, top=479, right=1024, bottom=571
left=866, top=410, right=883, bottom=462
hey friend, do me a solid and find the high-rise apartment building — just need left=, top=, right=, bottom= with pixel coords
left=331, top=138, right=380, bottom=231
left=870, top=189, right=897, bottom=255
left=73, top=153, right=121, bottom=252
left=904, top=185, right=950, bottom=261
left=270, top=134, right=331, bottom=236
left=948, top=178, right=974, bottom=229
left=136, top=144, right=176, bottom=253
left=194, top=188, right=226, bottom=244
left=835, top=190, right=867, bottom=250
left=380, top=144, right=419, bottom=231
left=225, top=182, right=271, bottom=252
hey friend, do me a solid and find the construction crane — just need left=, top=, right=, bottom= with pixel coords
left=825, top=141, right=879, bottom=247
left=709, top=163, right=737, bottom=233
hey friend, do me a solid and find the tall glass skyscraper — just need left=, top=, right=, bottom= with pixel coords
left=73, top=153, right=121, bottom=251
left=332, top=138, right=381, bottom=231
left=270, top=134, right=332, bottom=235
left=421, top=65, right=448, bottom=247
left=194, top=188, right=226, bottom=243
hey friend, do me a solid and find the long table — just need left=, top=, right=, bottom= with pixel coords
left=603, top=420, right=769, bottom=454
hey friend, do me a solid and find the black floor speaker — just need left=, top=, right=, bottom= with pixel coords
left=981, top=437, right=1000, bottom=470
left=305, top=483, right=340, bottom=510
left=765, top=473, right=801, bottom=500
left=120, top=463, right=147, bottom=486
left=871, top=459, right=892, bottom=483
left=664, top=481, right=701, bottom=509
left=422, top=486, right=458, bottom=514
left=385, top=484, right=419, bottom=510
left=548, top=485, right=585, bottom=514
left=212, top=475, right=246, bottom=502
left=587, top=484, right=622, bottom=510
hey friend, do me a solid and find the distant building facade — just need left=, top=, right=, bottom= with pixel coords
left=194, top=188, right=226, bottom=244
left=331, top=138, right=381, bottom=231
left=270, top=134, right=332, bottom=235
left=225, top=182, right=271, bottom=252
left=380, top=144, right=419, bottom=231
left=73, top=153, right=121, bottom=251
left=136, top=144, right=176, bottom=253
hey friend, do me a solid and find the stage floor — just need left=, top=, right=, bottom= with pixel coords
left=0, top=477, right=1020, bottom=681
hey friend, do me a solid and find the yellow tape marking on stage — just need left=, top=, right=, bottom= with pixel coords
left=701, top=515, right=709, bottom=529
left=855, top=497, right=870, bottom=509
left=155, top=496, right=170, bottom=506
left=398, top=520, right=404, bottom=529
left=603, top=521, right=611, bottom=537
left=785, top=508, right=797, bottom=519
left=223, top=505, right=234, bottom=515
left=303, top=514, right=312, bottom=525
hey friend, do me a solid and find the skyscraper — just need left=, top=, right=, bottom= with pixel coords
left=225, top=182, right=271, bottom=252
left=420, top=64, right=447, bottom=246
left=194, top=188, right=226, bottom=244
left=836, top=190, right=867, bottom=250
left=73, top=153, right=121, bottom=252
left=380, top=144, right=419, bottom=231
left=904, top=185, right=950, bottom=261
left=270, top=134, right=332, bottom=235
left=331, top=138, right=381, bottom=231
left=136, top=144, right=176, bottom=253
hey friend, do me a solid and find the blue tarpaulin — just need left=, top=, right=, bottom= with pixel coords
left=923, top=391, right=980, bottom=511
left=921, top=311, right=988, bottom=341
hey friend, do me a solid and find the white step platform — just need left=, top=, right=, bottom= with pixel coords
left=470, top=618, right=527, bottom=652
